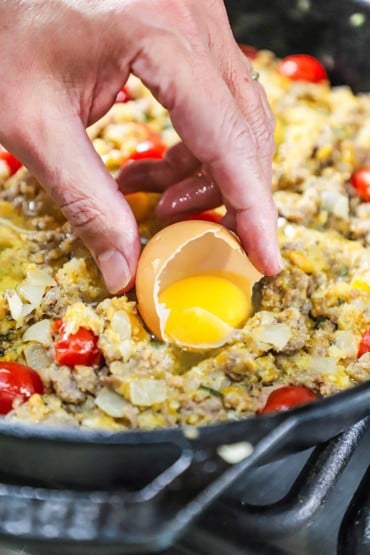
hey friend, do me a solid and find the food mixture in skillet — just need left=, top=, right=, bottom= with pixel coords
left=0, top=50, right=370, bottom=429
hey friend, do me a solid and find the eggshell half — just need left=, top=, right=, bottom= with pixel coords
left=135, top=220, right=263, bottom=343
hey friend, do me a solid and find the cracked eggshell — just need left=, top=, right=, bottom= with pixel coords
left=135, top=220, right=263, bottom=342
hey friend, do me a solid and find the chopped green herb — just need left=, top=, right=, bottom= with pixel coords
left=337, top=298, right=345, bottom=305
left=338, top=266, right=349, bottom=277
left=200, top=385, right=224, bottom=398
left=313, top=317, right=328, bottom=329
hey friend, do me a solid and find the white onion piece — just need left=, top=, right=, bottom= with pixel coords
left=330, top=330, right=357, bottom=359
left=257, top=323, right=292, bottom=350
left=217, top=442, right=254, bottom=464
left=26, top=268, right=56, bottom=287
left=309, top=356, right=337, bottom=375
left=5, top=290, right=23, bottom=322
left=18, top=283, right=45, bottom=307
left=23, top=319, right=52, bottom=346
left=111, top=311, right=131, bottom=340
left=259, top=311, right=276, bottom=326
left=24, top=343, right=51, bottom=370
left=321, top=191, right=349, bottom=220
left=95, top=387, right=131, bottom=418
left=21, top=303, right=35, bottom=319
left=129, top=379, right=167, bottom=406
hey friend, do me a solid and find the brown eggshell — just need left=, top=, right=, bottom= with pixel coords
left=135, top=220, right=263, bottom=342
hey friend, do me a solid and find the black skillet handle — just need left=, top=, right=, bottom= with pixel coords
left=0, top=417, right=295, bottom=553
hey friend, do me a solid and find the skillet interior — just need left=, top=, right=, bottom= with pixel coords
left=0, top=0, right=369, bottom=492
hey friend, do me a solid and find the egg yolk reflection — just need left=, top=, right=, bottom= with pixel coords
left=158, top=274, right=249, bottom=348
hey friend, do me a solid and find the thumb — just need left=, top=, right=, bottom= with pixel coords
left=2, top=104, right=140, bottom=294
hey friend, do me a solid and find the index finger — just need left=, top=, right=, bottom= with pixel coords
left=131, top=33, right=281, bottom=275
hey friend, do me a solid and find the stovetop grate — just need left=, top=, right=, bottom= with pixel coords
left=2, top=417, right=370, bottom=554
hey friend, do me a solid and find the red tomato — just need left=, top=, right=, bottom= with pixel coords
left=0, top=150, right=22, bottom=175
left=278, top=54, right=328, bottom=83
left=0, top=362, right=44, bottom=415
left=358, top=327, right=370, bottom=358
left=185, top=210, right=223, bottom=223
left=115, top=85, right=132, bottom=103
left=53, top=320, right=102, bottom=367
left=129, top=138, right=167, bottom=161
left=239, top=43, right=258, bottom=60
left=351, top=167, right=370, bottom=202
left=260, top=385, right=317, bottom=414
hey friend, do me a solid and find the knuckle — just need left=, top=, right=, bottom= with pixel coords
left=59, top=192, right=104, bottom=231
left=248, top=107, right=274, bottom=153
left=131, top=31, right=187, bottom=113
left=160, top=0, right=199, bottom=38
left=222, top=107, right=256, bottom=151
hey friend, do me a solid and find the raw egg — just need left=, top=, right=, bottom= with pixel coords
left=135, top=220, right=262, bottom=350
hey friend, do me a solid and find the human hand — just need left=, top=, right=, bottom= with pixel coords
left=0, top=0, right=279, bottom=294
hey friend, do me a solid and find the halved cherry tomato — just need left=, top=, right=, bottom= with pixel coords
left=53, top=320, right=102, bottom=367
left=351, top=167, right=370, bottom=202
left=358, top=327, right=370, bottom=358
left=185, top=210, right=224, bottom=223
left=0, top=362, right=44, bottom=415
left=239, top=43, right=258, bottom=60
left=260, top=385, right=317, bottom=414
left=129, top=138, right=167, bottom=161
left=0, top=150, right=22, bottom=175
left=278, top=54, right=328, bottom=83
left=115, top=85, right=132, bottom=103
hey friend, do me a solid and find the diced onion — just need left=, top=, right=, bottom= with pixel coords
left=17, top=283, right=45, bottom=307
left=259, top=311, right=276, bottom=326
left=23, top=319, right=52, bottom=346
left=182, top=426, right=200, bottom=440
left=217, top=441, right=254, bottom=464
left=111, top=311, right=131, bottom=340
left=330, top=330, right=357, bottom=359
left=24, top=343, right=51, bottom=370
left=26, top=268, right=56, bottom=287
left=321, top=191, right=349, bottom=220
left=5, top=289, right=23, bottom=322
left=309, top=356, right=337, bottom=375
left=21, top=304, right=35, bottom=318
left=95, top=387, right=132, bottom=418
left=129, top=379, right=167, bottom=406
left=257, top=323, right=292, bottom=350
left=16, top=268, right=56, bottom=309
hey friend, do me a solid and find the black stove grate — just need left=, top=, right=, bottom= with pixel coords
left=207, top=417, right=370, bottom=541
left=2, top=418, right=370, bottom=554
left=339, top=460, right=370, bottom=555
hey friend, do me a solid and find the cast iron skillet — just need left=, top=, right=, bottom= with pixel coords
left=0, top=1, right=370, bottom=553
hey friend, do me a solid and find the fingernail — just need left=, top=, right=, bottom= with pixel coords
left=97, top=249, right=131, bottom=294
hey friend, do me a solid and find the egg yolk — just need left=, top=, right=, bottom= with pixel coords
left=158, top=274, right=249, bottom=347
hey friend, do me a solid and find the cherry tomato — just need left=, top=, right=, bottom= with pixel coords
left=115, top=85, right=132, bottom=103
left=53, top=320, right=102, bottom=367
left=260, top=385, right=317, bottom=414
left=129, top=138, right=167, bottom=161
left=351, top=167, right=370, bottom=202
left=0, top=150, right=22, bottom=175
left=239, top=43, right=258, bottom=60
left=278, top=54, right=328, bottom=83
left=0, top=362, right=44, bottom=415
left=185, top=210, right=223, bottom=223
left=358, top=327, right=370, bottom=358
